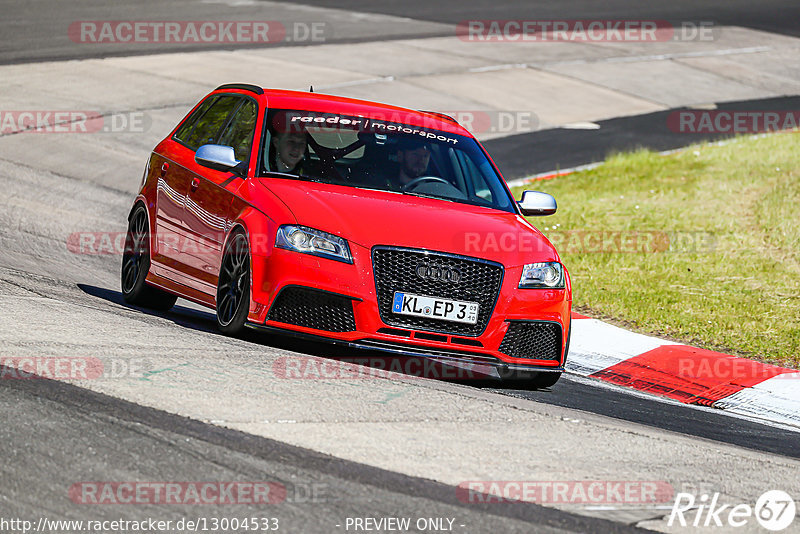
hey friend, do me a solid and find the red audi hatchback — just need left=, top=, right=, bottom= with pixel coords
left=122, top=84, right=572, bottom=386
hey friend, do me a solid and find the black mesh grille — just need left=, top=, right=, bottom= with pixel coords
left=372, top=247, right=504, bottom=336
left=268, top=287, right=356, bottom=332
left=498, top=321, right=562, bottom=360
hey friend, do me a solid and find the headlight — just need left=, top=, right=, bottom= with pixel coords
left=275, top=225, right=353, bottom=264
left=519, top=262, right=564, bottom=289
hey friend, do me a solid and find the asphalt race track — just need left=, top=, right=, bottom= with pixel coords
left=1, top=0, right=798, bottom=64
left=485, top=95, right=800, bottom=178
left=2, top=371, right=641, bottom=533
left=1, top=1, right=799, bottom=533
left=291, top=0, right=800, bottom=38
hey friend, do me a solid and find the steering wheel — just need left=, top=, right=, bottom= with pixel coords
left=401, top=175, right=450, bottom=191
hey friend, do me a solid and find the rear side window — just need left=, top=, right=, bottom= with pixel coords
left=173, top=96, right=217, bottom=144
left=181, top=95, right=241, bottom=150
left=217, top=99, right=258, bottom=162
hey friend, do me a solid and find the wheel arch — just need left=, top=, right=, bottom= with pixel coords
left=127, top=195, right=149, bottom=221
left=219, top=220, right=254, bottom=307
left=222, top=207, right=279, bottom=322
left=226, top=205, right=278, bottom=259
left=127, top=197, right=157, bottom=263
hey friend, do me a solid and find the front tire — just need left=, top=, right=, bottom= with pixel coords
left=216, top=231, right=251, bottom=336
left=121, top=205, right=177, bottom=311
left=529, top=371, right=562, bottom=389
left=529, top=321, right=571, bottom=389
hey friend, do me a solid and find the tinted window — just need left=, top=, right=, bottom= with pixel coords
left=454, top=149, right=495, bottom=204
left=183, top=95, right=241, bottom=150
left=217, top=99, right=258, bottom=162
left=173, top=96, right=217, bottom=143
left=260, top=109, right=515, bottom=213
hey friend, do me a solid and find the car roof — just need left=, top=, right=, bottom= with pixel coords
left=213, top=85, right=470, bottom=137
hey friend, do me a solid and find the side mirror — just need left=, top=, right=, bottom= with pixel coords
left=518, top=190, right=557, bottom=216
left=195, top=144, right=242, bottom=175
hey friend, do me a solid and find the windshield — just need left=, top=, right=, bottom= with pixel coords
left=260, top=109, right=516, bottom=213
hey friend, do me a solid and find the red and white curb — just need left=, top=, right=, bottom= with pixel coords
left=507, top=156, right=798, bottom=429
left=567, top=312, right=800, bottom=429
left=505, top=164, right=597, bottom=188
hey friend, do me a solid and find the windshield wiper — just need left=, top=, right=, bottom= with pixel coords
left=401, top=190, right=458, bottom=203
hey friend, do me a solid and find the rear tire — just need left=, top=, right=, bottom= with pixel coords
left=216, top=231, right=251, bottom=336
left=121, top=205, right=177, bottom=311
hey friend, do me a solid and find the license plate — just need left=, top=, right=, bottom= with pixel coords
left=392, top=292, right=479, bottom=324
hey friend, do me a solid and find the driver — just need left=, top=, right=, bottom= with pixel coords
left=395, top=138, right=432, bottom=187
left=269, top=113, right=307, bottom=175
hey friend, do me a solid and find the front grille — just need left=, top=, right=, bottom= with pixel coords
left=268, top=286, right=356, bottom=332
left=498, top=321, right=562, bottom=360
left=372, top=247, right=504, bottom=336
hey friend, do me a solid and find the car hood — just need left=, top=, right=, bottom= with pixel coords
left=258, top=178, right=559, bottom=266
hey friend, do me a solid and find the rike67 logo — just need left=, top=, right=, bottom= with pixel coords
left=669, top=490, right=796, bottom=531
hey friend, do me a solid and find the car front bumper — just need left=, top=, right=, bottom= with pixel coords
left=247, top=246, right=571, bottom=373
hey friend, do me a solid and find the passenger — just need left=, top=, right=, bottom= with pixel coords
left=269, top=113, right=307, bottom=175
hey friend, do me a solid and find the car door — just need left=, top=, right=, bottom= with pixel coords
left=181, top=96, right=259, bottom=294
left=152, top=95, right=219, bottom=272
left=152, top=94, right=242, bottom=291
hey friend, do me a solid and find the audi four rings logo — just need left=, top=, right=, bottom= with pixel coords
left=415, top=263, right=462, bottom=282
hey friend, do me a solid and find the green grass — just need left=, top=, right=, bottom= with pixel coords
left=513, top=132, right=800, bottom=368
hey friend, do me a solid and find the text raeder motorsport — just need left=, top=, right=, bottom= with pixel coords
left=289, top=114, right=460, bottom=145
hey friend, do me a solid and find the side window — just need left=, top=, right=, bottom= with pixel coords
left=217, top=99, right=258, bottom=162
left=173, top=96, right=218, bottom=143
left=183, top=95, right=241, bottom=150
left=456, top=150, right=495, bottom=203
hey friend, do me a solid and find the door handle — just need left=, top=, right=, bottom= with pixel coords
left=190, top=178, right=200, bottom=191
left=160, top=162, right=169, bottom=176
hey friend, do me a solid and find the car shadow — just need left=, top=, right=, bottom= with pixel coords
left=78, top=283, right=220, bottom=335
left=78, top=283, right=350, bottom=357
left=77, top=283, right=547, bottom=391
